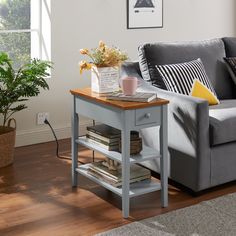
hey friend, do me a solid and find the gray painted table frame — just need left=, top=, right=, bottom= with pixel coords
left=71, top=95, right=168, bottom=218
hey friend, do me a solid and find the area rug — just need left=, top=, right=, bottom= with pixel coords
left=96, top=192, right=236, bottom=236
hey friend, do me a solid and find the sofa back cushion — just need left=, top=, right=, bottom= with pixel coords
left=222, top=37, right=236, bottom=57
left=138, top=38, right=234, bottom=99
left=224, top=57, right=236, bottom=85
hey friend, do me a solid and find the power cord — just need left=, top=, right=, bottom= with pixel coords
left=44, top=118, right=84, bottom=163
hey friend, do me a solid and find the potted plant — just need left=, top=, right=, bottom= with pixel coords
left=0, top=52, right=52, bottom=168
left=79, top=41, right=128, bottom=93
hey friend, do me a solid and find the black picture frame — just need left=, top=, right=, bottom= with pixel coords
left=127, top=0, right=163, bottom=29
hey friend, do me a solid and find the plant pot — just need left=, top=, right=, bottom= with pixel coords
left=91, top=66, right=120, bottom=93
left=0, top=119, right=16, bottom=168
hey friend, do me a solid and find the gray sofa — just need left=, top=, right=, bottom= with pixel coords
left=121, top=37, right=236, bottom=192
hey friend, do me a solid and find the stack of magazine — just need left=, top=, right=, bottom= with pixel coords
left=87, top=161, right=151, bottom=187
left=86, top=124, right=142, bottom=154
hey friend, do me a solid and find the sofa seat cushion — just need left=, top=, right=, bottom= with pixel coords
left=209, top=100, right=236, bottom=146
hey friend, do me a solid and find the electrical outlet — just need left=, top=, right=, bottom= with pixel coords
left=37, top=112, right=50, bottom=125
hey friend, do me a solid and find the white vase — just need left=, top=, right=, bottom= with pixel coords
left=91, top=66, right=120, bottom=93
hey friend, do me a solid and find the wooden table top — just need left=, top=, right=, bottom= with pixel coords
left=70, top=88, right=169, bottom=110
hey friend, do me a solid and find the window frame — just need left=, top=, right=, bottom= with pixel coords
left=0, top=0, right=51, bottom=61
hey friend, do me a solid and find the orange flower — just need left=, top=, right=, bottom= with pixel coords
left=79, top=41, right=128, bottom=71
left=99, top=40, right=105, bottom=49
left=99, top=40, right=105, bottom=48
left=80, top=48, right=89, bottom=55
left=79, top=61, right=92, bottom=74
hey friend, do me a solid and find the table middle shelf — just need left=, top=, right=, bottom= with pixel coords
left=76, top=136, right=161, bottom=164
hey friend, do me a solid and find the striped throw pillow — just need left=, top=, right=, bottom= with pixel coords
left=156, top=58, right=217, bottom=96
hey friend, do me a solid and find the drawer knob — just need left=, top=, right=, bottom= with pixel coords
left=145, top=113, right=151, bottom=119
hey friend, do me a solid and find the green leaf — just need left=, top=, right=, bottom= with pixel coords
left=0, top=52, right=52, bottom=126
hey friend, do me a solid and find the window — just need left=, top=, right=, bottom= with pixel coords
left=0, top=0, right=51, bottom=69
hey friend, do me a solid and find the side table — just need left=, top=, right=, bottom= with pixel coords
left=70, top=87, right=169, bottom=218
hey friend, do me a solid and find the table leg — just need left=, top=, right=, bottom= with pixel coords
left=160, top=105, right=168, bottom=207
left=72, top=97, right=79, bottom=187
left=121, top=127, right=130, bottom=218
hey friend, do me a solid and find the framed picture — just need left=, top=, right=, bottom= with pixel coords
left=127, top=0, right=163, bottom=29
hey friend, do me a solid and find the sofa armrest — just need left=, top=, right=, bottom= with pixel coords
left=121, top=61, right=143, bottom=80
left=157, top=88, right=210, bottom=153
left=142, top=85, right=210, bottom=155
left=139, top=84, right=211, bottom=191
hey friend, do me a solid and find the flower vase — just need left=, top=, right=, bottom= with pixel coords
left=91, top=66, right=119, bottom=93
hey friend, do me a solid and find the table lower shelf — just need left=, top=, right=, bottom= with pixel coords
left=76, top=164, right=161, bottom=198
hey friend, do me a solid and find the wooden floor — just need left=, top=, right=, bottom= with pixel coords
left=0, top=139, right=236, bottom=236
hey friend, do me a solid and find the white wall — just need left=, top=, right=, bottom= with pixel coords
left=15, top=0, right=236, bottom=146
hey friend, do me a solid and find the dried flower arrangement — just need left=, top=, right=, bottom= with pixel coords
left=79, top=41, right=128, bottom=74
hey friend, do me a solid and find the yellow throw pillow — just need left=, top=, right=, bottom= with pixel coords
left=190, top=79, right=220, bottom=105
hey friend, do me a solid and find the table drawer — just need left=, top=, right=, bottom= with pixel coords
left=135, top=107, right=161, bottom=126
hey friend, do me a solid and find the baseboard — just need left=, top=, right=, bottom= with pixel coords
left=15, top=120, right=93, bottom=147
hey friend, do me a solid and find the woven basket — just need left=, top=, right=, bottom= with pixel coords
left=0, top=119, right=16, bottom=168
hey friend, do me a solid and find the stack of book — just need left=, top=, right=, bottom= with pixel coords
left=86, top=124, right=142, bottom=154
left=106, top=92, right=157, bottom=103
left=86, top=124, right=121, bottom=151
left=87, top=161, right=151, bottom=187
left=119, top=137, right=142, bottom=155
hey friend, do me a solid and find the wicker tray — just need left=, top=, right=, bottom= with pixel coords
left=0, top=119, right=16, bottom=168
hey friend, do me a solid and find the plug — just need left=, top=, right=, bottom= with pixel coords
left=44, top=118, right=49, bottom=125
